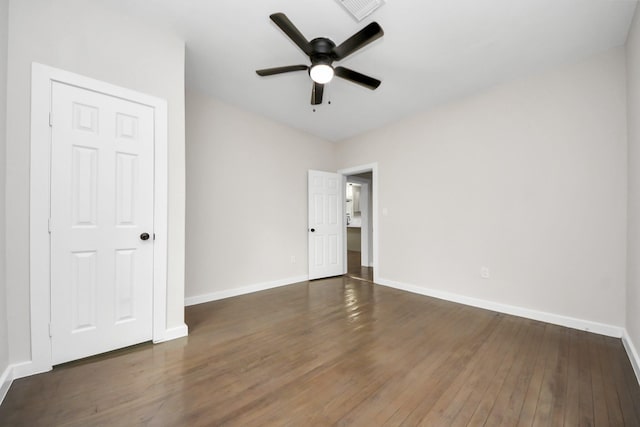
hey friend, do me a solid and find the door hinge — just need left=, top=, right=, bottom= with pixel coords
left=48, top=112, right=53, bottom=127
left=48, top=218, right=52, bottom=233
left=48, top=323, right=52, bottom=337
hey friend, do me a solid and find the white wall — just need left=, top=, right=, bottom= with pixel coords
left=626, top=6, right=640, bottom=368
left=5, top=0, right=186, bottom=364
left=337, top=48, right=628, bottom=328
left=0, top=0, right=9, bottom=376
left=185, top=91, right=336, bottom=301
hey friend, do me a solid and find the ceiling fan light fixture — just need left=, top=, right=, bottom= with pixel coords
left=256, top=13, right=384, bottom=104
left=310, top=64, right=334, bottom=84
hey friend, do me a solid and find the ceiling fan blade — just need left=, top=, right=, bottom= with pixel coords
left=270, top=13, right=313, bottom=56
left=311, top=82, right=324, bottom=105
left=256, top=65, right=308, bottom=76
left=333, top=22, right=383, bottom=60
left=334, top=66, right=381, bottom=90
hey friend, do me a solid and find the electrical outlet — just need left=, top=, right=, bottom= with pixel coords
left=290, top=255, right=296, bottom=264
left=481, top=267, right=490, bottom=279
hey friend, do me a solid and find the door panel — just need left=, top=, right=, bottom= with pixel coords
left=308, top=170, right=345, bottom=280
left=50, top=82, right=154, bottom=365
left=71, top=250, right=97, bottom=332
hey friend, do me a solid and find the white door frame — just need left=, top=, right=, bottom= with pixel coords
left=28, top=63, right=169, bottom=375
left=338, top=163, right=378, bottom=283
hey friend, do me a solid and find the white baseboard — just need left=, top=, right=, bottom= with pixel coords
left=376, top=277, right=624, bottom=338
left=622, top=330, right=640, bottom=386
left=11, top=360, right=45, bottom=380
left=0, top=363, right=13, bottom=406
left=0, top=360, right=42, bottom=405
left=155, top=324, right=189, bottom=343
left=185, top=275, right=309, bottom=307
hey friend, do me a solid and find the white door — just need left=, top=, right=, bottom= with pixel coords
left=50, top=82, right=155, bottom=365
left=308, top=170, right=345, bottom=280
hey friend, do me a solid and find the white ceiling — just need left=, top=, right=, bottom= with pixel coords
left=104, top=0, right=637, bottom=141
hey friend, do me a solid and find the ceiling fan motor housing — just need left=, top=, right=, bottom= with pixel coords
left=310, top=37, right=337, bottom=65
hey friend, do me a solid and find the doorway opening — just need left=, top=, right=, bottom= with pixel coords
left=339, top=164, right=377, bottom=283
left=345, top=176, right=372, bottom=281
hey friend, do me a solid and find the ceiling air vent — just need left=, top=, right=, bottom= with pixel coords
left=336, top=0, right=384, bottom=22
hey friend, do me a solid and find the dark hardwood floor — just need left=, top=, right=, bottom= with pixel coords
left=1, top=276, right=639, bottom=426
left=347, top=250, right=373, bottom=282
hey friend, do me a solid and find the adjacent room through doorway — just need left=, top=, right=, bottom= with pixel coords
left=345, top=171, right=373, bottom=282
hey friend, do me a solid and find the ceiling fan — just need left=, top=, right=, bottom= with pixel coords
left=256, top=13, right=384, bottom=105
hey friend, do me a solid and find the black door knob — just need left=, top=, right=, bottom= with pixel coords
left=140, top=232, right=150, bottom=241
left=310, top=228, right=315, bottom=232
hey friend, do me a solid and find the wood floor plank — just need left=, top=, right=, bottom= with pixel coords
left=339, top=305, right=498, bottom=425
left=473, top=319, right=544, bottom=426
left=622, top=354, right=640, bottom=424
left=464, top=318, right=530, bottom=425
left=379, top=309, right=502, bottom=425
left=532, top=324, right=573, bottom=427
left=587, top=333, right=610, bottom=426
left=497, top=323, right=546, bottom=426
left=577, top=329, right=595, bottom=426
left=516, top=324, right=557, bottom=427
left=563, top=329, right=582, bottom=426
left=0, top=277, right=638, bottom=426
left=416, top=314, right=524, bottom=426
left=598, top=336, right=629, bottom=426
left=606, top=337, right=640, bottom=426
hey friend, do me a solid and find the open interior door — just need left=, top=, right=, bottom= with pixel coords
left=308, top=170, right=345, bottom=280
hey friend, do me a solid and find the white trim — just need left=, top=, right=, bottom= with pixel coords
left=11, top=361, right=41, bottom=379
left=0, top=361, right=35, bottom=405
left=341, top=174, right=348, bottom=275
left=30, top=63, right=54, bottom=375
left=185, top=275, right=309, bottom=306
left=376, top=277, right=624, bottom=338
left=0, top=364, right=13, bottom=405
left=622, top=330, right=640, bottom=386
left=156, top=324, right=189, bottom=343
left=359, top=182, right=370, bottom=266
left=152, top=95, right=169, bottom=343
left=29, top=63, right=171, bottom=376
left=338, top=163, right=379, bottom=282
